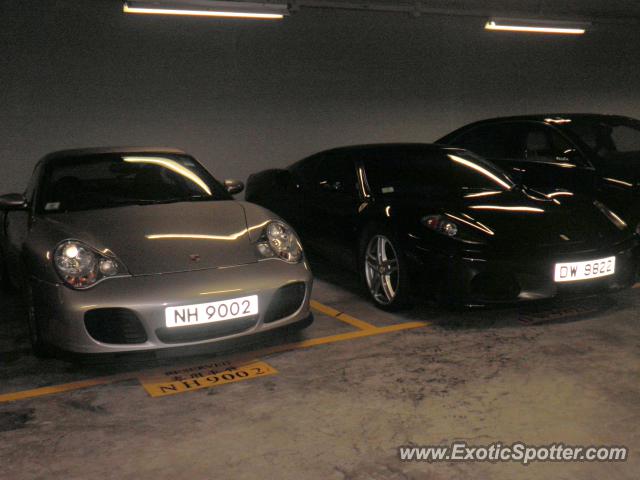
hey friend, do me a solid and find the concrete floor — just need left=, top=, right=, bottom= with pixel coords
left=0, top=261, right=639, bottom=479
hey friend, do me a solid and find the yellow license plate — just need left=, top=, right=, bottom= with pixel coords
left=139, top=360, right=277, bottom=397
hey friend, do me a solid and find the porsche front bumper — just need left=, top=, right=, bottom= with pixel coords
left=31, top=259, right=313, bottom=353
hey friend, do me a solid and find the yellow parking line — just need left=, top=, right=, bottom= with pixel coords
left=0, top=305, right=429, bottom=404
left=0, top=373, right=134, bottom=404
left=232, top=320, right=428, bottom=362
left=310, top=300, right=378, bottom=331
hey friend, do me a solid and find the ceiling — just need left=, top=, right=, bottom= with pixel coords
left=284, top=0, right=640, bottom=22
left=127, top=1, right=640, bottom=24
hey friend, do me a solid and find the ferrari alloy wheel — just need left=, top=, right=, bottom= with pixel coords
left=361, top=230, right=410, bottom=310
left=365, top=235, right=400, bottom=305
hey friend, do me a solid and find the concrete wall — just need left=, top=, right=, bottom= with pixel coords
left=2, top=0, right=639, bottom=193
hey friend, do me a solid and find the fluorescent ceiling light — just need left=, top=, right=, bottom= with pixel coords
left=485, top=18, right=588, bottom=35
left=123, top=1, right=288, bottom=19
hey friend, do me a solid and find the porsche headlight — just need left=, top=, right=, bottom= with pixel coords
left=53, top=240, right=128, bottom=289
left=256, top=221, right=303, bottom=263
left=593, top=200, right=627, bottom=231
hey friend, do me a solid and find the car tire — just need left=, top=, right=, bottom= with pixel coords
left=435, top=290, right=465, bottom=311
left=0, top=247, right=13, bottom=292
left=22, top=276, right=53, bottom=358
left=359, top=226, right=411, bottom=311
left=286, top=312, right=314, bottom=332
left=0, top=263, right=11, bottom=292
left=282, top=313, right=314, bottom=341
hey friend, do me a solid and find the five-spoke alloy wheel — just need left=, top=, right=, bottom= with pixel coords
left=364, top=235, right=400, bottom=306
left=360, top=228, right=410, bottom=310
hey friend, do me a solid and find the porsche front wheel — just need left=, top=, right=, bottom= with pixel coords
left=23, top=279, right=52, bottom=358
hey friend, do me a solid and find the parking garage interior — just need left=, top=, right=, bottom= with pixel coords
left=1, top=1, right=640, bottom=479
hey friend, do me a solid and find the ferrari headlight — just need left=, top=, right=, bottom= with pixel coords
left=53, top=240, right=128, bottom=289
left=256, top=221, right=303, bottom=263
left=593, top=200, right=627, bottom=231
left=422, top=215, right=460, bottom=238
left=421, top=214, right=493, bottom=244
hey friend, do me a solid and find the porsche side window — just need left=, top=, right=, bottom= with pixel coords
left=25, top=162, right=43, bottom=205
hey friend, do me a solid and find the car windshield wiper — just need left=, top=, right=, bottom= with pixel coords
left=182, top=195, right=215, bottom=202
left=88, top=195, right=216, bottom=209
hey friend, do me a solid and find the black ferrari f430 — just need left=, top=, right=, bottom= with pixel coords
left=247, top=144, right=639, bottom=309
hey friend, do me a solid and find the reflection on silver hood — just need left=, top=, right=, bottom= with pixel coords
left=39, top=201, right=268, bottom=276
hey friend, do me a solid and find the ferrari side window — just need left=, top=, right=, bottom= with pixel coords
left=452, top=124, right=523, bottom=160
left=524, top=126, right=582, bottom=165
left=363, top=150, right=450, bottom=197
left=316, top=154, right=357, bottom=194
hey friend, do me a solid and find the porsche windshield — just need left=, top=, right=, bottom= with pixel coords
left=38, top=154, right=228, bottom=213
left=565, top=118, right=640, bottom=160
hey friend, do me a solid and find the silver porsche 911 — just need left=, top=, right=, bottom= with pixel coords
left=0, top=147, right=313, bottom=355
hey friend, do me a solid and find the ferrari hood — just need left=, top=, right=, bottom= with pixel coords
left=41, top=201, right=264, bottom=275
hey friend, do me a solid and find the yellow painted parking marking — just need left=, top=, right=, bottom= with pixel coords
left=0, top=301, right=429, bottom=404
left=310, top=300, right=378, bottom=331
left=0, top=373, right=133, bottom=404
left=228, top=320, right=428, bottom=363
left=139, top=360, right=277, bottom=397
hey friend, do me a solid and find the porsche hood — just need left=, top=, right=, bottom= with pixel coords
left=39, top=201, right=271, bottom=276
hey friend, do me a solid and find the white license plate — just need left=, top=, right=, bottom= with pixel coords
left=165, top=295, right=259, bottom=328
left=554, top=256, right=616, bottom=283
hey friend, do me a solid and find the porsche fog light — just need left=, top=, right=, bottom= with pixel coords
left=54, top=240, right=128, bottom=289
left=256, top=221, right=303, bottom=263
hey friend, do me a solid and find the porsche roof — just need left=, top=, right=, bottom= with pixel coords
left=40, top=147, right=189, bottom=164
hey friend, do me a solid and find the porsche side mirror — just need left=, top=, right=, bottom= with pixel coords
left=0, top=193, right=28, bottom=211
left=224, top=179, right=245, bottom=195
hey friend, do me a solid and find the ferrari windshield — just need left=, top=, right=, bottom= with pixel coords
left=564, top=118, right=640, bottom=159
left=364, top=149, right=514, bottom=196
left=37, top=154, right=229, bottom=213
